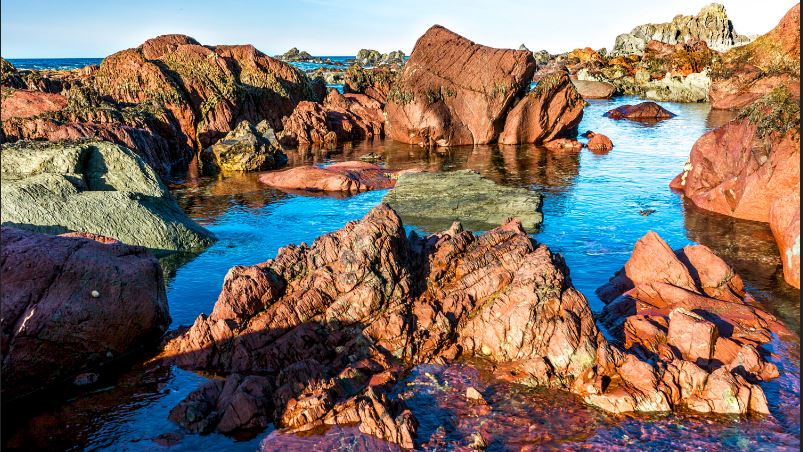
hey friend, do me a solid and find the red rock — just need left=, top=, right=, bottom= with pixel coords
left=572, top=80, right=616, bottom=99
left=0, top=90, right=67, bottom=121
left=499, top=70, right=584, bottom=145
left=259, top=161, right=399, bottom=193
left=673, top=121, right=799, bottom=223
left=769, top=191, right=800, bottom=288
left=604, top=102, right=676, bottom=121
left=1, top=227, right=169, bottom=401
left=710, top=4, right=800, bottom=110
left=586, top=133, right=614, bottom=152
left=567, top=47, right=603, bottom=64
left=59, top=231, right=121, bottom=245
left=543, top=138, right=582, bottom=152
left=667, top=308, right=718, bottom=364
left=385, top=25, right=536, bottom=146
left=344, top=64, right=396, bottom=103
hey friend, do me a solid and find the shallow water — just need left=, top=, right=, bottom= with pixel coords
left=3, top=96, right=799, bottom=450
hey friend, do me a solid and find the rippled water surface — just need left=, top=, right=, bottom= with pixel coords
left=3, top=97, right=799, bottom=451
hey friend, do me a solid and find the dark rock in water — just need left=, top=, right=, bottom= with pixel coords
left=200, top=120, right=287, bottom=173
left=604, top=102, right=675, bottom=121
left=0, top=140, right=216, bottom=252
left=610, top=3, right=750, bottom=56
left=1, top=227, right=170, bottom=401
left=260, top=161, right=401, bottom=193
left=356, top=49, right=405, bottom=66
left=158, top=204, right=781, bottom=446
left=385, top=25, right=536, bottom=146
left=638, top=208, right=656, bottom=216
left=709, top=4, right=800, bottom=110
left=277, top=47, right=315, bottom=62
left=382, top=170, right=543, bottom=232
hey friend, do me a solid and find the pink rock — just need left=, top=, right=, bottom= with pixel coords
left=259, top=161, right=399, bottom=193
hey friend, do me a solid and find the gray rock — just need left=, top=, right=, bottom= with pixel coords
left=356, top=49, right=405, bottom=66
left=611, top=3, right=751, bottom=55
left=382, top=170, right=543, bottom=232
left=1, top=140, right=216, bottom=253
left=200, top=120, right=287, bottom=173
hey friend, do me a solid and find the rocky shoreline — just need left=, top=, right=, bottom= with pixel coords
left=0, top=2, right=799, bottom=450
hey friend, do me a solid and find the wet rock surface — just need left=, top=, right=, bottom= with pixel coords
left=1, top=227, right=170, bottom=401
left=0, top=140, right=215, bottom=252
left=382, top=170, right=543, bottom=232
left=604, top=102, right=676, bottom=121
left=259, top=161, right=400, bottom=193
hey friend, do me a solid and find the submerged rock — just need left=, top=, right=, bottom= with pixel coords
left=259, top=161, right=399, bottom=193
left=384, top=25, right=536, bottom=146
left=586, top=132, right=614, bottom=152
left=709, top=4, right=800, bottom=110
left=0, top=140, right=216, bottom=252
left=1, top=227, right=170, bottom=401
left=604, top=102, right=676, bottom=121
left=200, top=120, right=287, bottom=173
left=610, top=3, right=750, bottom=56
left=382, top=170, right=543, bottom=232
left=499, top=70, right=584, bottom=145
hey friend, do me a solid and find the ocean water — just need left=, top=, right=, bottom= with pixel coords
left=8, top=56, right=364, bottom=72
left=2, top=97, right=799, bottom=450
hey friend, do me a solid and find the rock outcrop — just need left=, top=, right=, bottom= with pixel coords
left=571, top=79, right=616, bottom=99
left=259, top=161, right=399, bottom=193
left=343, top=64, right=397, bottom=103
left=0, top=140, right=215, bottom=252
left=499, top=70, right=585, bottom=145
left=1, top=35, right=323, bottom=176
left=384, top=26, right=537, bottom=146
left=157, top=205, right=781, bottom=447
left=356, top=49, right=405, bottom=66
left=611, top=3, right=750, bottom=56
left=277, top=89, right=385, bottom=148
left=382, top=170, right=543, bottom=231
left=1, top=227, right=170, bottom=401
left=200, top=120, right=287, bottom=173
left=605, top=102, right=676, bottom=121
left=769, top=192, right=800, bottom=289
left=709, top=3, right=800, bottom=110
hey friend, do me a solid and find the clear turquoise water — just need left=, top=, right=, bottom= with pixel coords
left=3, top=97, right=799, bottom=450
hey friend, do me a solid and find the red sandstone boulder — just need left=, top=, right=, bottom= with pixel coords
left=571, top=79, right=616, bottom=99
left=604, top=102, right=676, bottom=121
left=596, top=231, right=785, bottom=387
left=259, top=161, right=399, bottom=193
left=384, top=25, right=536, bottom=146
left=586, top=132, right=614, bottom=152
left=770, top=192, right=800, bottom=288
left=499, top=70, right=584, bottom=145
left=672, top=121, right=799, bottom=223
left=1, top=227, right=170, bottom=401
left=709, top=4, right=800, bottom=110
left=544, top=138, right=582, bottom=152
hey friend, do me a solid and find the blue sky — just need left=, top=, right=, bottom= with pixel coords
left=0, top=0, right=795, bottom=58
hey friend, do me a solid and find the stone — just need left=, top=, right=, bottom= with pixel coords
left=571, top=79, right=616, bottom=99
left=384, top=25, right=535, bottom=146
left=604, top=102, right=676, bottom=121
left=259, top=161, right=399, bottom=193
left=667, top=308, right=718, bottom=364
left=709, top=4, right=800, bottom=110
left=382, top=170, right=543, bottom=232
left=769, top=192, right=800, bottom=288
left=200, top=120, right=287, bottom=173
left=0, top=140, right=216, bottom=252
left=277, top=47, right=314, bottom=62
left=610, top=3, right=750, bottom=56
left=343, top=64, right=397, bottom=103
left=499, top=70, right=585, bottom=145
left=1, top=227, right=170, bottom=401
left=465, top=387, right=486, bottom=403
left=544, top=138, right=582, bottom=152
left=586, top=132, right=614, bottom=152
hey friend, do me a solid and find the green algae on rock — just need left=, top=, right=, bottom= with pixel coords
left=382, top=170, right=543, bottom=232
left=0, top=140, right=216, bottom=253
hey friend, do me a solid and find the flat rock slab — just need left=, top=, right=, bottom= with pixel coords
left=382, top=170, right=543, bottom=232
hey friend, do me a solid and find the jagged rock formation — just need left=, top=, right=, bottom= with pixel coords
left=158, top=205, right=783, bottom=447
left=1, top=140, right=215, bottom=252
left=356, top=49, right=405, bottom=66
left=611, top=3, right=750, bottom=55
left=200, top=120, right=287, bottom=173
